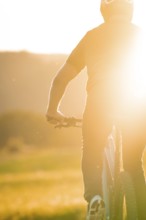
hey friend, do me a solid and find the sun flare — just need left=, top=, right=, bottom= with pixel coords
left=128, top=31, right=146, bottom=101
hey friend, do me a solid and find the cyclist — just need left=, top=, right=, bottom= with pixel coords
left=46, top=0, right=146, bottom=219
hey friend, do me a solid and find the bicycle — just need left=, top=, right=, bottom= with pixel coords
left=47, top=117, right=138, bottom=220
left=102, top=124, right=138, bottom=220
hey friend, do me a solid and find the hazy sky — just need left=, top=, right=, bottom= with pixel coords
left=0, top=0, right=145, bottom=54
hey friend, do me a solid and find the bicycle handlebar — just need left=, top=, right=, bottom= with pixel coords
left=47, top=116, right=82, bottom=128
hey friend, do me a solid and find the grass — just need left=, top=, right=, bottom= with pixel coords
left=0, top=146, right=145, bottom=220
left=0, top=147, right=86, bottom=220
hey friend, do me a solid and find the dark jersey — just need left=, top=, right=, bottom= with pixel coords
left=66, top=21, right=141, bottom=93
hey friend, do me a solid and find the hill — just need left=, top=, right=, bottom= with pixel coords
left=0, top=51, right=87, bottom=116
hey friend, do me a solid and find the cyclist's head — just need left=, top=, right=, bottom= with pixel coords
left=100, top=0, right=134, bottom=22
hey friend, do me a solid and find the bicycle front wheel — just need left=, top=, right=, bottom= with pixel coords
left=114, top=171, right=138, bottom=220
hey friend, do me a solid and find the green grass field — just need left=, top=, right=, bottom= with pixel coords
left=0, top=146, right=145, bottom=220
left=0, top=147, right=86, bottom=220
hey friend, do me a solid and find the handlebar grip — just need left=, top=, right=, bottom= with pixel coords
left=54, top=117, right=82, bottom=128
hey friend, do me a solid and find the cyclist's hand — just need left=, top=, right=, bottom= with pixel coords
left=46, top=111, right=65, bottom=125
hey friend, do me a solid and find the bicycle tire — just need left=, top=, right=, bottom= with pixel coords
left=102, top=156, right=115, bottom=220
left=114, top=171, right=138, bottom=220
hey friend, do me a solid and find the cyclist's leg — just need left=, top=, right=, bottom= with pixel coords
left=122, top=119, right=146, bottom=220
left=82, top=93, right=112, bottom=203
left=82, top=121, right=108, bottom=202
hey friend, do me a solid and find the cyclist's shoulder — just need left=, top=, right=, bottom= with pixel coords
left=130, top=22, right=142, bottom=32
left=130, top=24, right=146, bottom=40
left=85, top=23, right=106, bottom=38
left=88, top=23, right=105, bottom=33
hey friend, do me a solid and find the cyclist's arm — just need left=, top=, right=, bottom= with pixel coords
left=46, top=33, right=87, bottom=121
left=46, top=62, right=79, bottom=118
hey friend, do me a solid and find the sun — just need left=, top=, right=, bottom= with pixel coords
left=126, top=30, right=146, bottom=101
left=123, top=0, right=146, bottom=101
left=133, top=1, right=146, bottom=28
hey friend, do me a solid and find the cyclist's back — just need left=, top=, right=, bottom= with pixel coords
left=67, top=19, right=141, bottom=115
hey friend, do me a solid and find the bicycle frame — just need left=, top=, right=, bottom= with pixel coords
left=102, top=126, right=118, bottom=220
left=102, top=125, right=138, bottom=220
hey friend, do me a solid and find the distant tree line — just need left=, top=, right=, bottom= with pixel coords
left=0, top=111, right=82, bottom=149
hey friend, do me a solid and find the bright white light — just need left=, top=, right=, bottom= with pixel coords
left=130, top=31, right=146, bottom=100
left=0, top=0, right=145, bottom=53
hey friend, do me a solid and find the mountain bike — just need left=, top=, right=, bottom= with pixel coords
left=102, top=124, right=138, bottom=220
left=47, top=117, right=138, bottom=220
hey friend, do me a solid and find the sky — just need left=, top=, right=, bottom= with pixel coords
left=0, top=0, right=145, bottom=54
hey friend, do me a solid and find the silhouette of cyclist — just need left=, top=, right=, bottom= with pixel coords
left=46, top=0, right=146, bottom=219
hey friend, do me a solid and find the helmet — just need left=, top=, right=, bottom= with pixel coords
left=100, top=0, right=134, bottom=22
